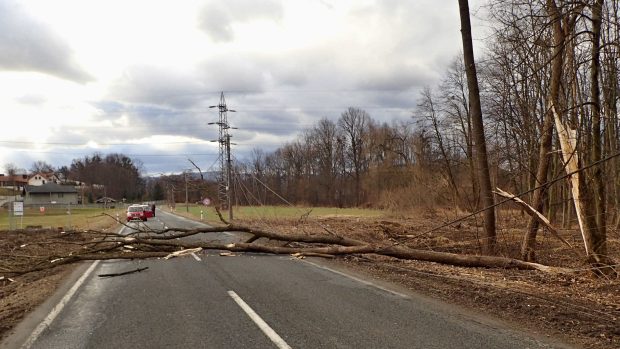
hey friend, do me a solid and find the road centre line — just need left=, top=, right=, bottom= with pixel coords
left=227, top=291, right=292, bottom=349
left=301, top=260, right=409, bottom=299
left=22, top=260, right=101, bottom=349
left=190, top=252, right=201, bottom=261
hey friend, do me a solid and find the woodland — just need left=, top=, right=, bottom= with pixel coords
left=225, top=0, right=620, bottom=273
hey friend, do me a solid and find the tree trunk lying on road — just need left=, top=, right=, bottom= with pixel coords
left=2, top=220, right=570, bottom=276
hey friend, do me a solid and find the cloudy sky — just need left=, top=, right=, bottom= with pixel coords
left=0, top=0, right=486, bottom=176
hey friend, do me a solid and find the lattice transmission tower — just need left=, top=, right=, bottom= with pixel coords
left=209, top=92, right=236, bottom=219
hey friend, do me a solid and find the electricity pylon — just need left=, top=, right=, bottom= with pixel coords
left=209, top=92, right=236, bottom=220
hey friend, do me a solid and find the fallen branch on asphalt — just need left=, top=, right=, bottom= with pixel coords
left=1, top=216, right=574, bottom=276
left=98, top=267, right=149, bottom=278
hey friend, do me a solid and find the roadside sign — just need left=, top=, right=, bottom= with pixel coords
left=13, top=202, right=23, bottom=216
left=202, top=198, right=211, bottom=206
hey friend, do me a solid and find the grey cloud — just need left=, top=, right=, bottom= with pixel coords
left=45, top=131, right=92, bottom=148
left=40, top=113, right=220, bottom=175
left=92, top=101, right=125, bottom=115
left=355, top=63, right=436, bottom=91
left=198, top=0, right=283, bottom=42
left=108, top=66, right=206, bottom=108
left=87, top=101, right=219, bottom=142
left=259, top=49, right=332, bottom=87
left=0, top=0, right=92, bottom=82
left=15, top=94, right=46, bottom=105
left=198, top=6, right=234, bottom=42
left=268, top=67, right=308, bottom=87
left=198, top=55, right=267, bottom=93
left=234, top=110, right=305, bottom=138
left=109, top=56, right=268, bottom=110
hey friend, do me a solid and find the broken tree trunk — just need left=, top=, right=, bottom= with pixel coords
left=494, top=188, right=572, bottom=248
left=551, top=102, right=615, bottom=273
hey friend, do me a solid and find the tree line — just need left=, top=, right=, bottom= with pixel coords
left=67, top=153, right=145, bottom=201
left=4, top=153, right=145, bottom=202
left=233, top=0, right=618, bottom=268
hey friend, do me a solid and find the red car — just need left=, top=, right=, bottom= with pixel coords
left=127, top=205, right=147, bottom=221
left=141, top=205, right=153, bottom=219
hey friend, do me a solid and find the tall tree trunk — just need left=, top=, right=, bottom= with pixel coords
left=520, top=0, right=566, bottom=261
left=605, top=0, right=620, bottom=229
left=520, top=103, right=555, bottom=261
left=587, top=0, right=611, bottom=268
left=458, top=0, right=496, bottom=254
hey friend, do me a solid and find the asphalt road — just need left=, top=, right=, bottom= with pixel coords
left=3, top=210, right=574, bottom=349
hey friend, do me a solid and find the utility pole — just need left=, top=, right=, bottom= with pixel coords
left=184, top=172, right=189, bottom=213
left=209, top=92, right=237, bottom=221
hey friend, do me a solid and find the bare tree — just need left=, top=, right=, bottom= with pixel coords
left=30, top=160, right=55, bottom=174
left=417, top=86, right=462, bottom=210
left=458, top=0, right=497, bottom=254
left=307, top=118, right=341, bottom=206
left=588, top=0, right=609, bottom=265
left=338, top=107, right=370, bottom=206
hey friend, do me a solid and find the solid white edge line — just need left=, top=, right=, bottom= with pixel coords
left=301, top=260, right=409, bottom=299
left=21, top=260, right=101, bottom=349
left=190, top=252, right=201, bottom=261
left=227, top=291, right=292, bottom=349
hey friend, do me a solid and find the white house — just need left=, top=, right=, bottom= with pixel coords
left=28, top=172, right=60, bottom=186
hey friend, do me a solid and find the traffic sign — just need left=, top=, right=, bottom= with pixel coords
left=202, top=198, right=211, bottom=206
left=13, top=202, right=23, bottom=216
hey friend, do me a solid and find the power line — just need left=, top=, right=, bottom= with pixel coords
left=0, top=140, right=213, bottom=146
left=4, top=148, right=217, bottom=156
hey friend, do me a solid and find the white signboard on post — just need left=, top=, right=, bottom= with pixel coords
left=13, top=202, right=24, bottom=216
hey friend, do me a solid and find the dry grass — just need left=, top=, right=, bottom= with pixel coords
left=0, top=207, right=123, bottom=231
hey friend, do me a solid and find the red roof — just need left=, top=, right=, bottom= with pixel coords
left=0, top=174, right=29, bottom=184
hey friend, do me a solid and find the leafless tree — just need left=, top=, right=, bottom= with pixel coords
left=338, top=107, right=371, bottom=206
left=29, top=160, right=55, bottom=174
left=458, top=0, right=497, bottom=254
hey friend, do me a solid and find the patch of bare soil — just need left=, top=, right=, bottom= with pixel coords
left=0, top=229, right=87, bottom=341
left=0, top=264, right=74, bottom=339
left=236, top=211, right=620, bottom=349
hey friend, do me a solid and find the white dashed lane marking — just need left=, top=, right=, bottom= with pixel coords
left=228, top=291, right=292, bottom=349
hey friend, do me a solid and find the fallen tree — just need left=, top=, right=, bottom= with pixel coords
left=1, top=216, right=570, bottom=276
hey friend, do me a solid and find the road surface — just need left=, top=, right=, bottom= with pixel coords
left=3, top=210, right=574, bottom=349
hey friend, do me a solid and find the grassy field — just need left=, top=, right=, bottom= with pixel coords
left=0, top=206, right=124, bottom=231
left=169, top=204, right=384, bottom=224
left=0, top=188, right=19, bottom=196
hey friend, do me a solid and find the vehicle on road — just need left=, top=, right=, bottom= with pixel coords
left=126, top=205, right=147, bottom=221
left=141, top=204, right=153, bottom=219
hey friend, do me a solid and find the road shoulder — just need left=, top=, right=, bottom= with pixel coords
left=1, top=261, right=92, bottom=348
